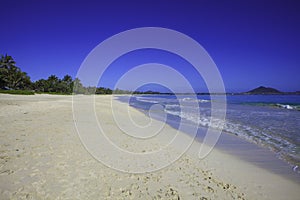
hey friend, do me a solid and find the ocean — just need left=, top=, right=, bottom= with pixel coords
left=117, top=94, right=300, bottom=173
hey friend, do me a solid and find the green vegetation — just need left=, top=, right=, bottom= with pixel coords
left=0, top=54, right=31, bottom=90
left=0, top=54, right=159, bottom=95
left=0, top=54, right=75, bottom=95
left=33, top=75, right=74, bottom=94
left=0, top=89, right=34, bottom=95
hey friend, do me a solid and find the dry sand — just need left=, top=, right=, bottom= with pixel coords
left=0, top=94, right=299, bottom=199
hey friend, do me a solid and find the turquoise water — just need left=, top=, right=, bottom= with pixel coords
left=118, top=94, right=300, bottom=171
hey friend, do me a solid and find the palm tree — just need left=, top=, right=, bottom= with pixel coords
left=73, top=78, right=85, bottom=94
left=34, top=74, right=74, bottom=94
left=62, top=75, right=73, bottom=94
left=0, top=54, right=31, bottom=90
left=0, top=54, right=16, bottom=69
left=34, top=79, right=47, bottom=92
left=0, top=54, right=15, bottom=88
left=6, top=66, right=31, bottom=89
left=62, top=75, right=73, bottom=84
left=46, top=75, right=59, bottom=92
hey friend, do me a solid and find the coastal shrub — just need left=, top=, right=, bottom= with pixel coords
left=0, top=89, right=35, bottom=95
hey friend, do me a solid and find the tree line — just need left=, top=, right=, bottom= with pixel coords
left=0, top=54, right=161, bottom=95
left=0, top=54, right=114, bottom=94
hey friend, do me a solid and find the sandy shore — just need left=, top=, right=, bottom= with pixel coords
left=0, top=94, right=299, bottom=199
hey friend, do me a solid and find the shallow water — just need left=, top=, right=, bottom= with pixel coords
left=117, top=94, right=300, bottom=176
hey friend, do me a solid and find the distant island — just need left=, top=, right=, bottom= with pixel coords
left=244, top=86, right=282, bottom=94
left=241, top=86, right=300, bottom=95
left=196, top=86, right=299, bottom=95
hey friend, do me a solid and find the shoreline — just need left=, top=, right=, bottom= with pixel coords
left=133, top=103, right=300, bottom=183
left=0, top=94, right=299, bottom=199
left=118, top=94, right=300, bottom=176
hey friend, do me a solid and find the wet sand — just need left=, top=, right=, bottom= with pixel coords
left=0, top=94, right=299, bottom=199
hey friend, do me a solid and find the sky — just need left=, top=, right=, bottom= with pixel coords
left=1, top=0, right=300, bottom=92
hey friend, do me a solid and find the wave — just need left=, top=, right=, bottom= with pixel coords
left=181, top=97, right=210, bottom=103
left=275, top=104, right=300, bottom=111
left=123, top=94, right=300, bottom=170
left=135, top=97, right=159, bottom=104
left=164, top=106, right=299, bottom=170
left=164, top=109, right=224, bottom=130
left=165, top=104, right=180, bottom=109
left=243, top=102, right=300, bottom=111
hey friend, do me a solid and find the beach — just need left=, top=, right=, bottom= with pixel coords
left=0, top=94, right=299, bottom=199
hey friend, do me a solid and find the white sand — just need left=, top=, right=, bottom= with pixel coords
left=0, top=94, right=299, bottom=199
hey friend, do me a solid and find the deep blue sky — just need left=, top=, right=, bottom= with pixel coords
left=1, top=0, right=300, bottom=92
